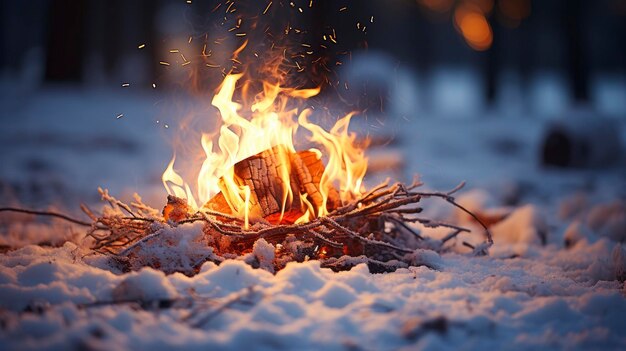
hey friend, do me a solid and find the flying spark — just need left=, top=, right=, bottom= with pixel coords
left=263, top=1, right=272, bottom=15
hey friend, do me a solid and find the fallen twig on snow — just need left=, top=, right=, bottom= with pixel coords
left=0, top=207, right=92, bottom=226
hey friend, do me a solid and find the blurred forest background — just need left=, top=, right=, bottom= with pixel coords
left=0, top=0, right=625, bottom=211
left=1, top=0, right=626, bottom=117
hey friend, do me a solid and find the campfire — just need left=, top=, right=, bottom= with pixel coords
left=161, top=73, right=366, bottom=228
left=83, top=72, right=493, bottom=274
left=0, top=40, right=493, bottom=276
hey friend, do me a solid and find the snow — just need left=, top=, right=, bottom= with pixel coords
left=1, top=237, right=625, bottom=350
left=122, top=222, right=216, bottom=275
left=490, top=205, right=547, bottom=245
left=249, top=239, right=277, bottom=273
left=1, top=78, right=626, bottom=350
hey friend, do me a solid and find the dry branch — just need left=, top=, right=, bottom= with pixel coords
left=0, top=179, right=492, bottom=274
left=86, top=180, right=492, bottom=273
left=0, top=207, right=92, bottom=226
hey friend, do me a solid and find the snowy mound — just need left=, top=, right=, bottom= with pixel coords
left=1, top=236, right=625, bottom=350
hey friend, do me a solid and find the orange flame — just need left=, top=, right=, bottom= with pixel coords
left=162, top=73, right=367, bottom=226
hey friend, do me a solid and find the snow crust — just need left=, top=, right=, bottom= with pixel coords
left=1, top=228, right=625, bottom=350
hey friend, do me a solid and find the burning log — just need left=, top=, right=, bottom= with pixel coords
left=290, top=149, right=341, bottom=212
left=228, top=145, right=300, bottom=219
left=202, top=146, right=340, bottom=225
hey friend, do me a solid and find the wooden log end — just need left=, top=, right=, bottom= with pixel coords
left=204, top=145, right=342, bottom=223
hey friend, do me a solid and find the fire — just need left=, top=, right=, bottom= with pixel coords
left=162, top=73, right=367, bottom=227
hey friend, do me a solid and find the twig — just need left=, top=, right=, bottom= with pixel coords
left=0, top=207, right=92, bottom=227
left=98, top=187, right=139, bottom=218
left=188, top=287, right=258, bottom=328
left=386, top=216, right=424, bottom=240
left=117, top=227, right=168, bottom=256
left=82, top=180, right=491, bottom=272
left=441, top=229, right=464, bottom=244
left=322, top=217, right=413, bottom=254
left=446, top=181, right=466, bottom=196
left=410, top=183, right=493, bottom=244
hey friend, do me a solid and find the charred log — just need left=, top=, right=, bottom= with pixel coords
left=205, top=145, right=340, bottom=224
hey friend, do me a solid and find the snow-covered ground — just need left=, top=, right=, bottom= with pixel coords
left=1, top=82, right=625, bottom=350
left=0, top=238, right=625, bottom=350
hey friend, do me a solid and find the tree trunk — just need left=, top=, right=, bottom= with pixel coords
left=44, top=0, right=86, bottom=82
left=565, top=0, right=588, bottom=101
